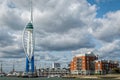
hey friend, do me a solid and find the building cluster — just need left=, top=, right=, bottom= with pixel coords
left=95, top=60, right=118, bottom=74
left=37, top=63, right=69, bottom=77
left=70, top=52, right=119, bottom=75
left=37, top=68, right=69, bottom=77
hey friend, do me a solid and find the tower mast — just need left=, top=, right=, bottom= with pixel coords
left=0, top=63, right=2, bottom=73
left=30, top=0, right=33, bottom=23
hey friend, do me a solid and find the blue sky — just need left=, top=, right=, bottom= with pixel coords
left=87, top=0, right=120, bottom=17
left=0, top=0, right=120, bottom=72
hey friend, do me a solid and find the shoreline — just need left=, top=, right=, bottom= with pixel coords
left=62, top=74, right=120, bottom=79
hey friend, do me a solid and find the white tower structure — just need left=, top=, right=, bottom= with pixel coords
left=22, top=0, right=34, bottom=73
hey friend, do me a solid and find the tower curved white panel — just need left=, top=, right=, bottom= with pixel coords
left=23, top=22, right=34, bottom=61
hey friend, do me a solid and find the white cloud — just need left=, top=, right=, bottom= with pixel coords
left=91, top=11, right=120, bottom=42
left=97, top=40, right=120, bottom=60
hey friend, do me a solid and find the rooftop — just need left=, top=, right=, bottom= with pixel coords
left=75, top=52, right=97, bottom=57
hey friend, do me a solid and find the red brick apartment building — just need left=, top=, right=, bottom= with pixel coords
left=70, top=52, right=98, bottom=75
left=95, top=60, right=119, bottom=74
left=70, top=52, right=119, bottom=75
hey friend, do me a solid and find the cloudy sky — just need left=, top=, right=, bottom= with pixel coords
left=0, top=0, right=120, bottom=72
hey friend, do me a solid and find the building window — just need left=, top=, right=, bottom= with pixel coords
left=98, top=64, right=100, bottom=70
left=87, top=58, right=89, bottom=60
left=87, top=61, right=89, bottom=63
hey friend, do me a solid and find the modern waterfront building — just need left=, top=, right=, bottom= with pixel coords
left=95, top=60, right=119, bottom=74
left=37, top=68, right=70, bottom=77
left=70, top=52, right=119, bottom=75
left=70, top=52, right=98, bottom=75
left=52, top=63, right=61, bottom=69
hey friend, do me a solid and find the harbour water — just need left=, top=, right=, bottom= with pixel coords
left=0, top=77, right=115, bottom=80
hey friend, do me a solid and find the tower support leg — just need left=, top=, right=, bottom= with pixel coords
left=31, top=56, right=34, bottom=73
left=26, top=57, right=29, bottom=72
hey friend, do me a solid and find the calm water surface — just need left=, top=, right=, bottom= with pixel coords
left=0, top=77, right=115, bottom=80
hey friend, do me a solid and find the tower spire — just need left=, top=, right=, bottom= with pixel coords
left=30, top=0, right=33, bottom=23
